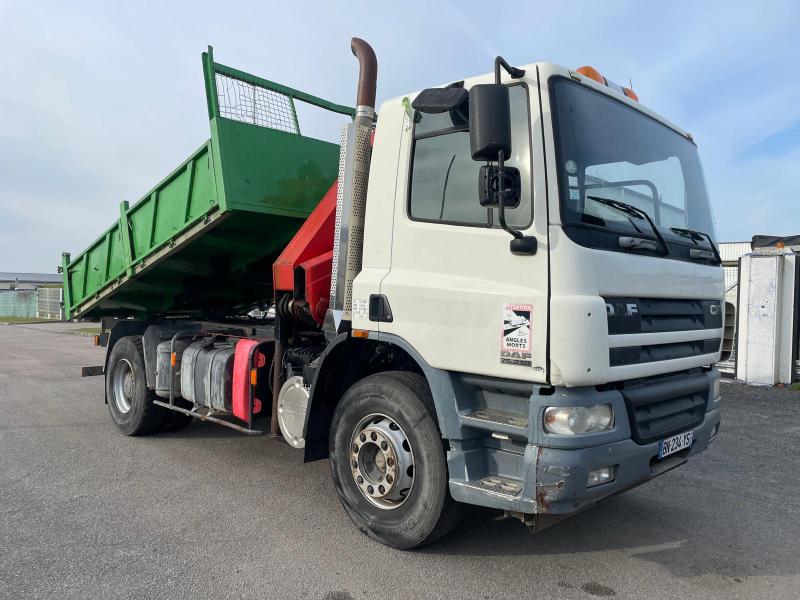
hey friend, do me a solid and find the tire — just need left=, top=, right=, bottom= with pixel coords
left=329, top=371, right=463, bottom=549
left=106, top=336, right=166, bottom=436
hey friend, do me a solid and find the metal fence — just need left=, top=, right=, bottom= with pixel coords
left=717, top=243, right=750, bottom=375
left=215, top=72, right=300, bottom=134
left=37, top=287, right=63, bottom=320
left=0, top=289, right=38, bottom=318
left=0, top=287, right=64, bottom=320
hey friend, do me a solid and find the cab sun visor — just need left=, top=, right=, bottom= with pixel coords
left=411, top=87, right=468, bottom=114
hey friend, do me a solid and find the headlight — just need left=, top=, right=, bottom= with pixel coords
left=543, top=404, right=613, bottom=435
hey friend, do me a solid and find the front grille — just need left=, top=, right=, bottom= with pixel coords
left=605, top=297, right=722, bottom=335
left=620, top=371, right=709, bottom=444
left=610, top=338, right=721, bottom=366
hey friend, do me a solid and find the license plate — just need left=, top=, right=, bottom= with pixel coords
left=658, top=431, right=693, bottom=459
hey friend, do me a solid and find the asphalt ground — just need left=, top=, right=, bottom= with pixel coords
left=1, top=322, right=799, bottom=599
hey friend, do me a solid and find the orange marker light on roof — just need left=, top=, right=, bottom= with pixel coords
left=576, top=66, right=639, bottom=102
left=623, top=87, right=639, bottom=102
left=576, top=66, right=606, bottom=85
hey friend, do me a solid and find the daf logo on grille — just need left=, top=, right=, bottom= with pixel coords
left=606, top=302, right=639, bottom=317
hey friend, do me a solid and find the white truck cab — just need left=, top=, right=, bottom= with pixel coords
left=354, top=62, right=722, bottom=383
left=322, top=54, right=723, bottom=541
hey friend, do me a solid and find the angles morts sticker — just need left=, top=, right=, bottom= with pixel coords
left=501, top=303, right=532, bottom=367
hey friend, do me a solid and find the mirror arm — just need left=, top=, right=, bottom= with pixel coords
left=496, top=150, right=523, bottom=240
left=497, top=152, right=537, bottom=256
left=494, top=57, right=526, bottom=84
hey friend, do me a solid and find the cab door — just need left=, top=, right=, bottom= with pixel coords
left=379, top=76, right=550, bottom=382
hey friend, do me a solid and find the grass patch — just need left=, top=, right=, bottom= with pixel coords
left=74, top=327, right=101, bottom=335
left=0, top=317, right=57, bottom=324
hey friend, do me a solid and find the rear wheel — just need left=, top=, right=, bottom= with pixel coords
left=106, top=336, right=166, bottom=435
left=329, top=371, right=462, bottom=549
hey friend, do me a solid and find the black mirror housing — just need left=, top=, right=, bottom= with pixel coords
left=469, top=84, right=512, bottom=161
left=510, top=236, right=537, bottom=255
left=479, top=165, right=521, bottom=207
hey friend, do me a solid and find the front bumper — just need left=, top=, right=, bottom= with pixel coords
left=447, top=369, right=721, bottom=516
left=449, top=408, right=720, bottom=515
left=535, top=407, right=720, bottom=514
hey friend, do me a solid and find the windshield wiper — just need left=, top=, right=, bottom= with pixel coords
left=670, top=227, right=721, bottom=264
left=586, top=195, right=670, bottom=256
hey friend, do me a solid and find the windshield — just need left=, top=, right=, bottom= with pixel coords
left=551, top=77, right=717, bottom=260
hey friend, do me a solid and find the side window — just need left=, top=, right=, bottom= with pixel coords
left=409, top=85, right=532, bottom=227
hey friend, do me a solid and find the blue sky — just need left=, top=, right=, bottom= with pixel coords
left=1, top=0, right=799, bottom=272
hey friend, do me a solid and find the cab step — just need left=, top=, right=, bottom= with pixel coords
left=449, top=475, right=528, bottom=511
left=460, top=409, right=528, bottom=438
left=471, top=475, right=523, bottom=497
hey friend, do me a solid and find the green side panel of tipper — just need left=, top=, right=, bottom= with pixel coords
left=62, top=47, right=353, bottom=320
left=213, top=118, right=339, bottom=218
left=62, top=142, right=220, bottom=319
left=127, top=147, right=217, bottom=261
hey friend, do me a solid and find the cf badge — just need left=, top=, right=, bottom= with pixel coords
left=606, top=302, right=638, bottom=316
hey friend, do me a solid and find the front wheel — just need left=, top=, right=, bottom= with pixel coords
left=329, top=371, right=462, bottom=549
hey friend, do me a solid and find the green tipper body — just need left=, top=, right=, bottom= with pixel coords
left=62, top=48, right=353, bottom=320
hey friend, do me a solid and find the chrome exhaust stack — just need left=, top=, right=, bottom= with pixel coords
left=326, top=38, right=377, bottom=338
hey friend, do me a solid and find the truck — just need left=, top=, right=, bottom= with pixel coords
left=63, top=39, right=724, bottom=549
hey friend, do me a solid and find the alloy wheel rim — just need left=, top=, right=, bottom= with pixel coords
left=350, top=413, right=415, bottom=510
left=112, top=359, right=135, bottom=414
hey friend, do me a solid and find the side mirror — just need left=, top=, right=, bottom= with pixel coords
left=469, top=84, right=512, bottom=161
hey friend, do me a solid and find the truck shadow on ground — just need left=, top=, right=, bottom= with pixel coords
left=156, top=418, right=270, bottom=440
left=422, top=492, right=785, bottom=582
left=158, top=415, right=794, bottom=584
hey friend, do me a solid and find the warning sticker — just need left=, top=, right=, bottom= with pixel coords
left=501, top=304, right=532, bottom=367
left=352, top=298, right=368, bottom=320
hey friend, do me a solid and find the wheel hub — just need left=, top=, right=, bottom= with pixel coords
left=350, top=414, right=414, bottom=510
left=112, top=359, right=135, bottom=414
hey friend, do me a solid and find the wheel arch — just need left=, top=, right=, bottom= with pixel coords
left=302, top=332, right=461, bottom=462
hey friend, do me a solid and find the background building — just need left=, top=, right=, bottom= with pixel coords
left=0, top=272, right=62, bottom=290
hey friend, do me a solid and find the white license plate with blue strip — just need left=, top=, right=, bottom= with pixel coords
left=658, top=431, right=693, bottom=458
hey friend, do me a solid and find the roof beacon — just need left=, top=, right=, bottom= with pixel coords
left=576, top=65, right=639, bottom=101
